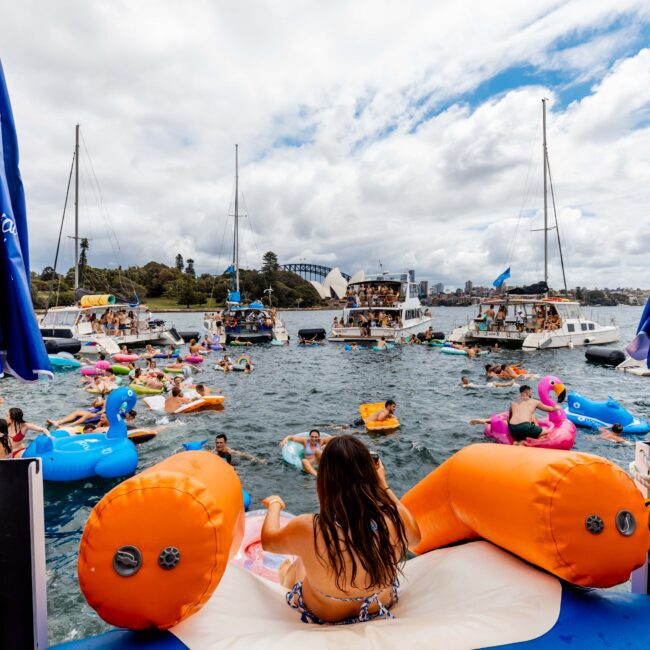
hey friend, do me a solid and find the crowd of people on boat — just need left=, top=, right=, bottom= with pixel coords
left=477, top=304, right=562, bottom=332
left=333, top=311, right=404, bottom=333
left=344, top=284, right=401, bottom=308
left=79, top=306, right=155, bottom=337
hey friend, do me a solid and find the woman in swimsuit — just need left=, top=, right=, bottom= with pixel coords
left=280, top=429, right=332, bottom=476
left=6, top=408, right=50, bottom=458
left=262, top=435, right=420, bottom=624
left=0, top=419, right=12, bottom=459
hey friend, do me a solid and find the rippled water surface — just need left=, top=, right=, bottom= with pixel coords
left=2, top=306, right=647, bottom=644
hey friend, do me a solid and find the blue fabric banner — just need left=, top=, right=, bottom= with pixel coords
left=0, top=60, right=51, bottom=381
left=492, top=267, right=511, bottom=288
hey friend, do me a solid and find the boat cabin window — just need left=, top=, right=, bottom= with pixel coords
left=42, top=311, right=78, bottom=327
left=588, top=323, right=594, bottom=330
left=567, top=323, right=575, bottom=332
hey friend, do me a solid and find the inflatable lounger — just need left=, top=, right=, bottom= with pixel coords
left=143, top=394, right=225, bottom=413
left=54, top=446, right=650, bottom=649
left=359, top=403, right=400, bottom=431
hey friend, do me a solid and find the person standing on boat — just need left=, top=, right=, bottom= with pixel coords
left=485, top=305, right=496, bottom=330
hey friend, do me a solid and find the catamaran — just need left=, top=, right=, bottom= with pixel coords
left=39, top=125, right=184, bottom=355
left=448, top=100, right=619, bottom=350
left=328, top=271, right=434, bottom=343
left=208, top=145, right=288, bottom=344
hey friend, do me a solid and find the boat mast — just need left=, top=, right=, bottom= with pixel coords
left=74, top=123, right=80, bottom=291
left=233, top=144, right=240, bottom=295
left=542, top=99, right=548, bottom=289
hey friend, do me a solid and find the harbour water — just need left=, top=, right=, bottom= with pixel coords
left=1, top=306, right=646, bottom=644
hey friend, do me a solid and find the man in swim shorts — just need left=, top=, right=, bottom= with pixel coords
left=215, top=433, right=266, bottom=465
left=508, top=385, right=561, bottom=442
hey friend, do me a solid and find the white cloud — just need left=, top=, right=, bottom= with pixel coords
left=1, top=0, right=649, bottom=289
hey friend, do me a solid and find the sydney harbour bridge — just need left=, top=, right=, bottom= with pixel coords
left=279, top=263, right=351, bottom=282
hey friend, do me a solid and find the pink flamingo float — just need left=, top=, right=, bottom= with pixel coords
left=484, top=375, right=577, bottom=450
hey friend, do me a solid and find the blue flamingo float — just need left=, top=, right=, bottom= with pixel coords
left=24, top=387, right=139, bottom=481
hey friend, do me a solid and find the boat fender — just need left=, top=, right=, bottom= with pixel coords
left=78, top=451, right=245, bottom=629
left=402, top=444, right=649, bottom=588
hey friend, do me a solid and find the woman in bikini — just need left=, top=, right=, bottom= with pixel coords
left=262, top=435, right=420, bottom=624
left=6, top=407, right=50, bottom=458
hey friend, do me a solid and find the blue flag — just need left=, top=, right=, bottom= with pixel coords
left=492, top=267, right=511, bottom=288
left=0, top=60, right=51, bottom=381
left=223, top=264, right=235, bottom=275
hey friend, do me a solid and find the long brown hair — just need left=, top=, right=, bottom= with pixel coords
left=314, top=435, right=408, bottom=592
left=0, top=419, right=11, bottom=455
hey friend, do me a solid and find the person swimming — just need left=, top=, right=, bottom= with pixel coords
left=261, top=435, right=420, bottom=624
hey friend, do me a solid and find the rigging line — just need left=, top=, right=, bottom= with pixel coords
left=209, top=177, right=237, bottom=301
left=46, top=152, right=76, bottom=311
left=546, top=153, right=568, bottom=294
left=240, top=190, right=263, bottom=269
left=80, top=133, right=136, bottom=296
left=508, top=127, right=539, bottom=267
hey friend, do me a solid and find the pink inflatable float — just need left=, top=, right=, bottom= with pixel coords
left=113, top=353, right=139, bottom=363
left=185, top=355, right=203, bottom=364
left=484, top=375, right=577, bottom=450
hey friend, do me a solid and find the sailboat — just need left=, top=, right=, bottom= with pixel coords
left=39, top=125, right=184, bottom=354
left=448, top=100, right=619, bottom=350
left=216, top=145, right=288, bottom=344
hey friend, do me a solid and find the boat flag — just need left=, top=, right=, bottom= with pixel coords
left=0, top=60, right=51, bottom=381
left=223, top=264, right=235, bottom=275
left=492, top=267, right=511, bottom=288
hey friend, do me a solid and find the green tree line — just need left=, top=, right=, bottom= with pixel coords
left=31, top=250, right=322, bottom=309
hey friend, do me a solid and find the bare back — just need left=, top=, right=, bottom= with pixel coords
left=509, top=397, right=541, bottom=424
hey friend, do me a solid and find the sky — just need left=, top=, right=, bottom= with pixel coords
left=1, top=0, right=650, bottom=290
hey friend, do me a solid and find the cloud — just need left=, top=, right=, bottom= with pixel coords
left=2, top=0, right=650, bottom=289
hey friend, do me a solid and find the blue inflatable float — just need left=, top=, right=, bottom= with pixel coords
left=24, top=387, right=139, bottom=481
left=48, top=353, right=81, bottom=370
left=564, top=391, right=650, bottom=434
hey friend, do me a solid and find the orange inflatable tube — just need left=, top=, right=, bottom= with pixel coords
left=359, top=402, right=400, bottom=431
left=402, top=444, right=649, bottom=588
left=78, top=451, right=245, bottom=629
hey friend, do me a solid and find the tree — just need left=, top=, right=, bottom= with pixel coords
left=175, top=253, right=184, bottom=271
left=79, top=238, right=90, bottom=280
left=185, top=258, right=196, bottom=277
left=175, top=274, right=205, bottom=308
left=261, top=251, right=279, bottom=274
left=40, top=266, right=57, bottom=281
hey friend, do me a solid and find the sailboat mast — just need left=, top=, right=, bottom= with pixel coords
left=234, top=144, right=240, bottom=294
left=74, top=123, right=80, bottom=291
left=542, top=99, right=548, bottom=288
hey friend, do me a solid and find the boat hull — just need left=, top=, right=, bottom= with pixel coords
left=329, top=317, right=435, bottom=342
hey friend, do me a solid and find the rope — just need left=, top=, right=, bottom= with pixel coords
left=46, top=152, right=75, bottom=310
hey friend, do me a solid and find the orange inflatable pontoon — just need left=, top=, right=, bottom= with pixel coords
left=78, top=451, right=245, bottom=629
left=359, top=402, right=400, bottom=431
left=402, top=444, right=650, bottom=587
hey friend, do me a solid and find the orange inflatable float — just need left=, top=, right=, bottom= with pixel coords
left=359, top=402, right=400, bottom=431
left=78, top=451, right=245, bottom=629
left=402, top=444, right=650, bottom=587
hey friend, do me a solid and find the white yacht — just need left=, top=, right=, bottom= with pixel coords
left=449, top=99, right=619, bottom=350
left=448, top=297, right=618, bottom=349
left=328, top=271, right=434, bottom=343
left=40, top=300, right=184, bottom=355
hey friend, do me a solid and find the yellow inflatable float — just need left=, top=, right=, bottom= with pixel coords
left=359, top=402, right=400, bottom=431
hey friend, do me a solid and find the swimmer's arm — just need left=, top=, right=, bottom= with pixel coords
left=280, top=435, right=307, bottom=447
left=320, top=435, right=334, bottom=445
left=262, top=509, right=311, bottom=555
left=26, top=422, right=51, bottom=435
left=230, top=448, right=267, bottom=464
left=494, top=380, right=515, bottom=387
